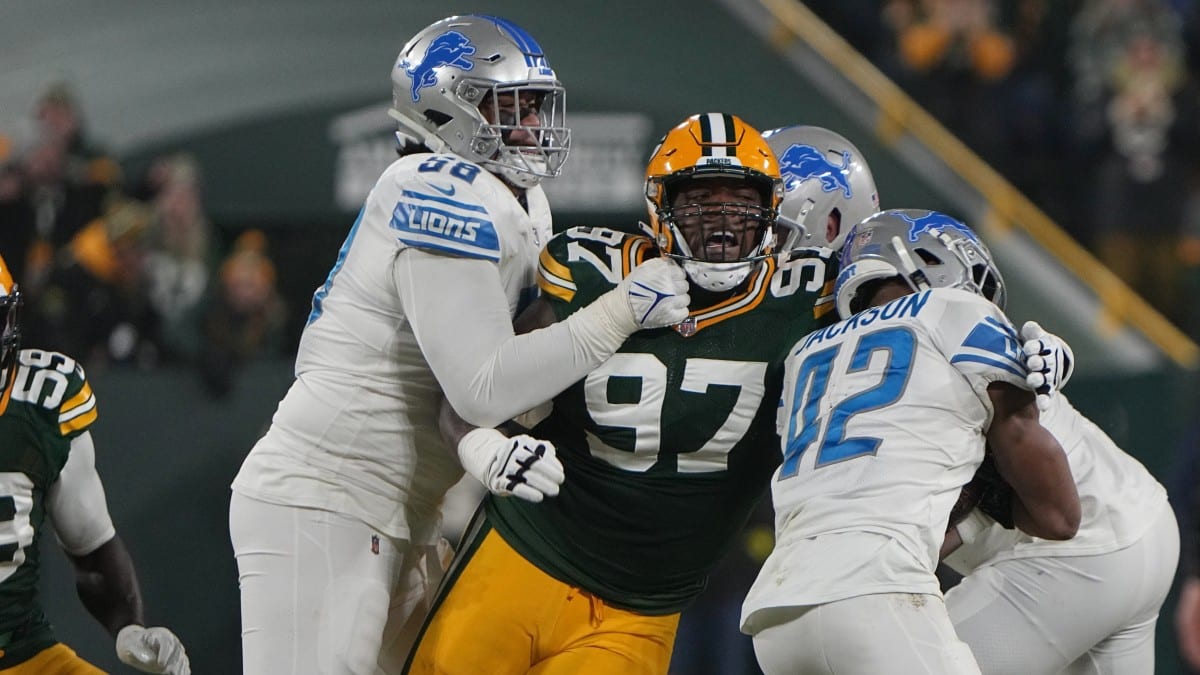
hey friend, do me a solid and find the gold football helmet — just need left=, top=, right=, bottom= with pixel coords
left=644, top=113, right=788, bottom=291
left=0, top=254, right=21, bottom=390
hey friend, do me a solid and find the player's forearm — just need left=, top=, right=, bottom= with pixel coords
left=69, top=535, right=146, bottom=637
left=997, top=426, right=1079, bottom=539
left=987, top=385, right=1080, bottom=540
left=400, top=252, right=636, bottom=428
left=436, top=309, right=627, bottom=427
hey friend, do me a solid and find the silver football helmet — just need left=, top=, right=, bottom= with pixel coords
left=834, top=209, right=1006, bottom=318
left=762, top=125, right=879, bottom=251
left=389, top=14, right=570, bottom=188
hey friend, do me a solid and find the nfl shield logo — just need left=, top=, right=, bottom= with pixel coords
left=675, top=316, right=697, bottom=337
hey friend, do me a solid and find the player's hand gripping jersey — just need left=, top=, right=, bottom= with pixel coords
left=0, top=349, right=106, bottom=667
left=234, top=152, right=551, bottom=543
left=742, top=287, right=1029, bottom=630
left=486, top=226, right=836, bottom=614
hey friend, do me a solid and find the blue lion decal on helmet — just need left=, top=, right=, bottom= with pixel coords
left=403, top=30, right=477, bottom=102
left=898, top=211, right=979, bottom=244
left=778, top=144, right=853, bottom=198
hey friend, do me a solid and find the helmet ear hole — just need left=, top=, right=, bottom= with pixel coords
left=914, top=248, right=942, bottom=265
left=425, top=110, right=452, bottom=126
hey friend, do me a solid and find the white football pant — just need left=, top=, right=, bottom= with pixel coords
left=229, top=493, right=446, bottom=675
left=946, top=502, right=1179, bottom=675
left=752, top=593, right=981, bottom=675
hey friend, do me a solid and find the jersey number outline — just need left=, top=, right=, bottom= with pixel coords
left=417, top=156, right=481, bottom=184
left=0, top=473, right=36, bottom=584
left=583, top=354, right=767, bottom=473
left=11, top=349, right=76, bottom=409
left=780, top=327, right=915, bottom=478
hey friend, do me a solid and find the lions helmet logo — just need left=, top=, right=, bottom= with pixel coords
left=898, top=211, right=979, bottom=244
left=402, top=30, right=477, bottom=102
left=778, top=144, right=853, bottom=198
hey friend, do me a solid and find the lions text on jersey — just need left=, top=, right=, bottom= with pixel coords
left=233, top=152, right=551, bottom=544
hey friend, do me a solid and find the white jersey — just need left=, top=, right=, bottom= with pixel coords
left=232, top=152, right=552, bottom=544
left=742, top=288, right=1028, bottom=632
left=944, top=392, right=1168, bottom=574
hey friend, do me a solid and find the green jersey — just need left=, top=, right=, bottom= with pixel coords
left=487, top=227, right=837, bottom=614
left=0, top=348, right=98, bottom=665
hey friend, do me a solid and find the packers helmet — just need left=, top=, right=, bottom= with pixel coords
left=0, top=254, right=21, bottom=390
left=644, top=113, right=787, bottom=292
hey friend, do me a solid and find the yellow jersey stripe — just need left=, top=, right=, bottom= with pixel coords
left=538, top=246, right=576, bottom=303
left=60, top=407, right=98, bottom=436
left=61, top=382, right=93, bottom=414
left=59, top=393, right=96, bottom=424
left=539, top=247, right=573, bottom=284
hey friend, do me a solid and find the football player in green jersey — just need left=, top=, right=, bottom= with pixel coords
left=0, top=254, right=188, bottom=674
left=405, top=113, right=837, bottom=675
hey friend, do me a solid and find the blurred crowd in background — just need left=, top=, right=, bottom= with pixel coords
left=810, top=0, right=1200, bottom=339
left=1, top=1, right=1196, bottom=405
left=0, top=82, right=287, bottom=398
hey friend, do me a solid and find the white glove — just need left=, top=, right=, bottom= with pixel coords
left=1020, top=320, right=1074, bottom=412
left=116, top=624, right=190, bottom=675
left=615, top=257, right=691, bottom=330
left=457, top=428, right=565, bottom=503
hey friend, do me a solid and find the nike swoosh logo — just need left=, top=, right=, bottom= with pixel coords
left=429, top=183, right=456, bottom=197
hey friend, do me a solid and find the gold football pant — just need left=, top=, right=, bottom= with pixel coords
left=0, top=643, right=105, bottom=675
left=406, top=520, right=679, bottom=675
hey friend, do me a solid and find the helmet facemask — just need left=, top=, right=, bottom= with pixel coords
left=651, top=171, right=781, bottom=292
left=643, top=113, right=786, bottom=292
left=0, top=288, right=22, bottom=392
left=470, top=82, right=569, bottom=188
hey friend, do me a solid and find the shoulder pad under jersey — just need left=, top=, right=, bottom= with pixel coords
left=7, top=349, right=97, bottom=439
left=924, top=289, right=1027, bottom=385
left=387, top=154, right=509, bottom=262
left=537, top=226, right=657, bottom=315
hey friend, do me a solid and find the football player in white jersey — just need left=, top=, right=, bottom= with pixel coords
left=940, top=317, right=1177, bottom=668
left=227, top=14, right=689, bottom=675
left=740, top=209, right=1081, bottom=675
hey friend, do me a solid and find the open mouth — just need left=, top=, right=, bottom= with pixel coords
left=704, top=231, right=739, bottom=259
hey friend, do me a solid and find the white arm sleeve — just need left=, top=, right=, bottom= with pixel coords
left=396, top=248, right=634, bottom=428
left=46, top=431, right=116, bottom=556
